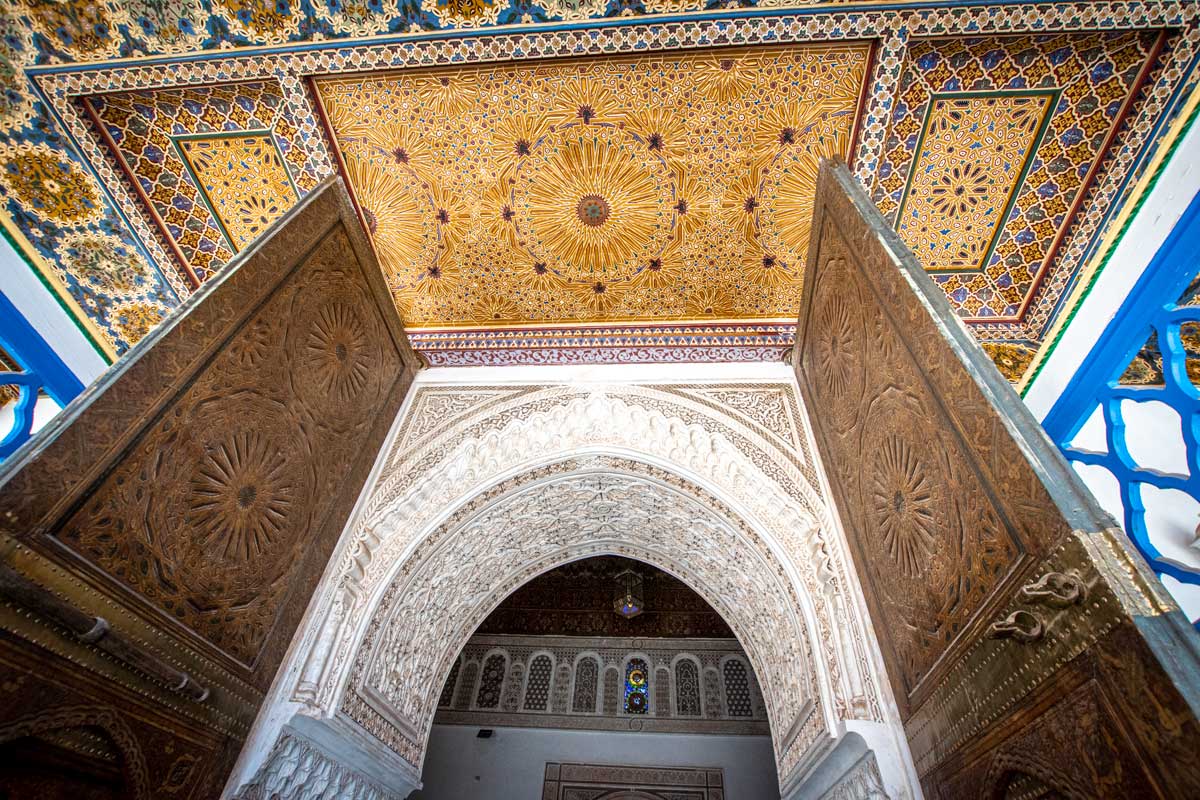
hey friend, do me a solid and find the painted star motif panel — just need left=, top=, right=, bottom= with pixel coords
left=897, top=93, right=1053, bottom=272
left=876, top=31, right=1161, bottom=322
left=86, top=81, right=319, bottom=281
left=315, top=43, right=872, bottom=329
left=179, top=134, right=299, bottom=250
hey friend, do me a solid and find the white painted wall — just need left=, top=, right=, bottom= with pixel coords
left=1023, top=115, right=1200, bottom=622
left=0, top=237, right=107, bottom=385
left=411, top=725, right=779, bottom=800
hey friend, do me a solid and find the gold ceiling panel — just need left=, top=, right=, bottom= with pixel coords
left=179, top=133, right=299, bottom=252
left=315, top=43, right=872, bottom=329
left=896, top=93, right=1054, bottom=272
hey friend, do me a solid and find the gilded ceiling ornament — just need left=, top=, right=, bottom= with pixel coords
left=897, top=95, right=1052, bottom=272
left=511, top=124, right=675, bottom=285
left=313, top=44, right=871, bottom=330
left=982, top=342, right=1038, bottom=384
left=341, top=148, right=441, bottom=287
left=111, top=299, right=169, bottom=344
left=0, top=143, right=104, bottom=225
left=179, top=133, right=299, bottom=250
left=56, top=232, right=151, bottom=296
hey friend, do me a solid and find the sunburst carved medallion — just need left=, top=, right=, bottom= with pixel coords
left=188, top=429, right=294, bottom=562
left=809, top=254, right=865, bottom=434
left=304, top=302, right=372, bottom=407
left=870, top=434, right=939, bottom=579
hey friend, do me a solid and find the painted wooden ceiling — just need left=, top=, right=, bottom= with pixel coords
left=2, top=1, right=1197, bottom=385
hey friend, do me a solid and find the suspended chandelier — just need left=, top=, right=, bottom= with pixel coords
left=613, top=568, right=644, bottom=619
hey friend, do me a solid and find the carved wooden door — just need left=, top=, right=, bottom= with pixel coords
left=794, top=159, right=1200, bottom=798
left=0, top=178, right=419, bottom=798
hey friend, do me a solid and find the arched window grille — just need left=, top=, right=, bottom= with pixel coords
left=523, top=654, right=553, bottom=711
left=476, top=652, right=507, bottom=709
left=674, top=658, right=702, bottom=717
left=572, top=656, right=599, bottom=713
left=723, top=658, right=752, bottom=717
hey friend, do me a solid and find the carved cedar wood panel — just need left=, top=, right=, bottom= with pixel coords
left=794, top=159, right=1200, bottom=797
left=0, top=178, right=416, bottom=796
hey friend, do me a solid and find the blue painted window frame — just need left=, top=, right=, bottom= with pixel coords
left=1042, top=189, right=1200, bottom=592
left=0, top=291, right=85, bottom=459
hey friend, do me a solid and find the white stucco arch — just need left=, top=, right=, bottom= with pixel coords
left=229, top=371, right=910, bottom=800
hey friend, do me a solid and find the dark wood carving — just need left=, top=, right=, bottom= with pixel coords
left=793, top=159, right=1200, bottom=797
left=0, top=177, right=418, bottom=797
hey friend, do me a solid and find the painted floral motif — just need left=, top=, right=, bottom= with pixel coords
left=24, top=0, right=123, bottom=61
left=0, top=144, right=102, bottom=225
left=112, top=300, right=169, bottom=344
left=58, top=232, right=150, bottom=295
left=0, top=15, right=34, bottom=132
left=983, top=342, right=1037, bottom=383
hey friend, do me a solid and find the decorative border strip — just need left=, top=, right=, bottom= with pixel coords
left=23, top=1, right=1200, bottom=369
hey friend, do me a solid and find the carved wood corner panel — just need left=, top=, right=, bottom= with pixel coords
left=0, top=177, right=417, bottom=796
left=793, top=159, right=1200, bottom=797
left=795, top=163, right=1038, bottom=714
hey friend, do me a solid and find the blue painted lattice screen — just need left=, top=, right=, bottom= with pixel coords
left=0, top=291, right=84, bottom=460
left=1042, top=190, right=1200, bottom=611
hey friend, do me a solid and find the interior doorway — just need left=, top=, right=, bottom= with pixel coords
left=412, top=555, right=779, bottom=799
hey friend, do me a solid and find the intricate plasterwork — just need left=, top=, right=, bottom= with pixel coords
left=344, top=462, right=817, bottom=774
left=258, top=381, right=894, bottom=793
left=817, top=751, right=889, bottom=800
left=233, top=733, right=398, bottom=800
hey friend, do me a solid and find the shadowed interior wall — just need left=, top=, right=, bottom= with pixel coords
left=411, top=726, right=778, bottom=800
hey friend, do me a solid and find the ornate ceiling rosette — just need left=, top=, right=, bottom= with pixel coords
left=510, top=122, right=677, bottom=289
left=313, top=44, right=872, bottom=332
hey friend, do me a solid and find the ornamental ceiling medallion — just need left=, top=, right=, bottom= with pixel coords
left=314, top=43, right=871, bottom=331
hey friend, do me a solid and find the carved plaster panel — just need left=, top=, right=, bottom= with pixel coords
left=346, top=465, right=815, bottom=775
left=336, top=386, right=871, bottom=727
left=233, top=733, right=398, bottom=800
left=265, top=381, right=896, bottom=792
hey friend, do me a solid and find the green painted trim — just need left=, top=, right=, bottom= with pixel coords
left=0, top=222, right=113, bottom=365
left=1019, top=97, right=1200, bottom=397
left=894, top=89, right=1059, bottom=276
left=172, top=130, right=302, bottom=253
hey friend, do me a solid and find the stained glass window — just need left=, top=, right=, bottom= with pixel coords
left=624, top=657, right=649, bottom=714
